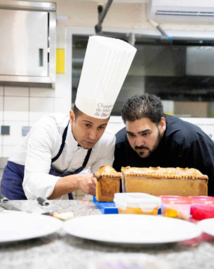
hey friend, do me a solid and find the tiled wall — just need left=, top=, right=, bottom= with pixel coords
left=0, top=86, right=53, bottom=157
left=0, top=83, right=71, bottom=155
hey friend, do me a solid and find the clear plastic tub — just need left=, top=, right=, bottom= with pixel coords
left=191, top=204, right=214, bottom=220
left=160, top=195, right=192, bottom=220
left=113, top=193, right=161, bottom=215
left=189, top=196, right=214, bottom=205
left=190, top=196, right=214, bottom=220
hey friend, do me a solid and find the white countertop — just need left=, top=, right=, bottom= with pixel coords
left=0, top=200, right=214, bottom=269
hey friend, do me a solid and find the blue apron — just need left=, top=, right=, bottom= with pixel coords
left=1, top=121, right=92, bottom=200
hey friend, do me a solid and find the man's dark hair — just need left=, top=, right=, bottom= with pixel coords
left=121, top=94, right=165, bottom=124
left=73, top=104, right=83, bottom=119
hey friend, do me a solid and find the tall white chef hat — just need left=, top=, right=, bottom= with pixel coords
left=75, top=35, right=137, bottom=119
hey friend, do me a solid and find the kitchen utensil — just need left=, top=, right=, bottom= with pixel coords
left=0, top=193, right=52, bottom=215
left=36, top=197, right=74, bottom=220
left=0, top=201, right=22, bottom=212
left=0, top=193, right=9, bottom=202
left=37, top=197, right=50, bottom=206
left=37, top=197, right=56, bottom=214
left=0, top=192, right=22, bottom=211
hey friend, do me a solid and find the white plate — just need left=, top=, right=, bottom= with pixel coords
left=0, top=212, right=62, bottom=243
left=63, top=214, right=201, bottom=245
left=198, top=218, right=214, bottom=236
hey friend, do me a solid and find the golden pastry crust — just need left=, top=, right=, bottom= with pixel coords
left=95, top=165, right=121, bottom=179
left=121, top=166, right=208, bottom=180
left=95, top=165, right=121, bottom=202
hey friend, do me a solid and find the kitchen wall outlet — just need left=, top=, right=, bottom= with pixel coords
left=22, top=126, right=31, bottom=136
left=1, top=125, right=10, bottom=135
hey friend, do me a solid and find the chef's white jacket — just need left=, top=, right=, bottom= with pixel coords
left=9, top=113, right=115, bottom=200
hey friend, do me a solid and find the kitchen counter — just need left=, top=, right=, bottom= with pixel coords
left=0, top=200, right=214, bottom=269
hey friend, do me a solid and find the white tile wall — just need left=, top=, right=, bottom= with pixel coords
left=0, top=121, right=3, bottom=146
left=5, top=87, right=29, bottom=96
left=0, top=86, right=59, bottom=158
left=30, top=88, right=55, bottom=97
left=4, top=96, right=29, bottom=121
left=55, top=74, right=67, bottom=98
left=0, top=96, right=3, bottom=121
left=2, top=121, right=28, bottom=146
left=2, top=146, right=15, bottom=158
left=55, top=97, right=70, bottom=113
left=29, top=97, right=54, bottom=122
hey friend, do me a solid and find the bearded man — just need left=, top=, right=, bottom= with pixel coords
left=113, top=94, right=214, bottom=196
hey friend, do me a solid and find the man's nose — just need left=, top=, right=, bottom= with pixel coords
left=134, top=136, right=144, bottom=147
left=88, top=128, right=97, bottom=140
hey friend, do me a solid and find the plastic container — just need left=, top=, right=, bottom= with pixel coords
left=189, top=196, right=214, bottom=205
left=160, top=196, right=192, bottom=220
left=189, top=196, right=214, bottom=220
left=113, top=193, right=161, bottom=215
left=191, top=204, right=214, bottom=220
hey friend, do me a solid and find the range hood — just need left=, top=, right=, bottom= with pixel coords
left=0, top=0, right=56, bottom=88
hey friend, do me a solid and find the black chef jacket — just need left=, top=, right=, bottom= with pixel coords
left=113, top=115, right=214, bottom=196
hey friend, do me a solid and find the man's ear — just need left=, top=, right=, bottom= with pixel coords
left=159, top=117, right=166, bottom=133
left=70, top=110, right=75, bottom=124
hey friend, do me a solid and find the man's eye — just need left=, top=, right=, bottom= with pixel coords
left=142, top=132, right=149, bottom=136
left=127, top=133, right=135, bottom=138
left=85, top=124, right=91, bottom=128
left=99, top=126, right=105, bottom=130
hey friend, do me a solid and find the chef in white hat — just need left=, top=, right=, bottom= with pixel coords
left=1, top=36, right=136, bottom=200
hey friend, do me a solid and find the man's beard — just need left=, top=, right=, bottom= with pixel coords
left=134, top=128, right=162, bottom=158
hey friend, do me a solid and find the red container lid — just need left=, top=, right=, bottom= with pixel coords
left=191, top=204, right=214, bottom=220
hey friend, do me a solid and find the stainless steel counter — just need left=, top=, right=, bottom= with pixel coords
left=0, top=200, right=214, bottom=269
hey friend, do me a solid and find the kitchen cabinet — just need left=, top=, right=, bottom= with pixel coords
left=0, top=1, right=56, bottom=87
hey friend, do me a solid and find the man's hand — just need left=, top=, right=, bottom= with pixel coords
left=77, top=173, right=97, bottom=195
left=48, top=173, right=97, bottom=199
